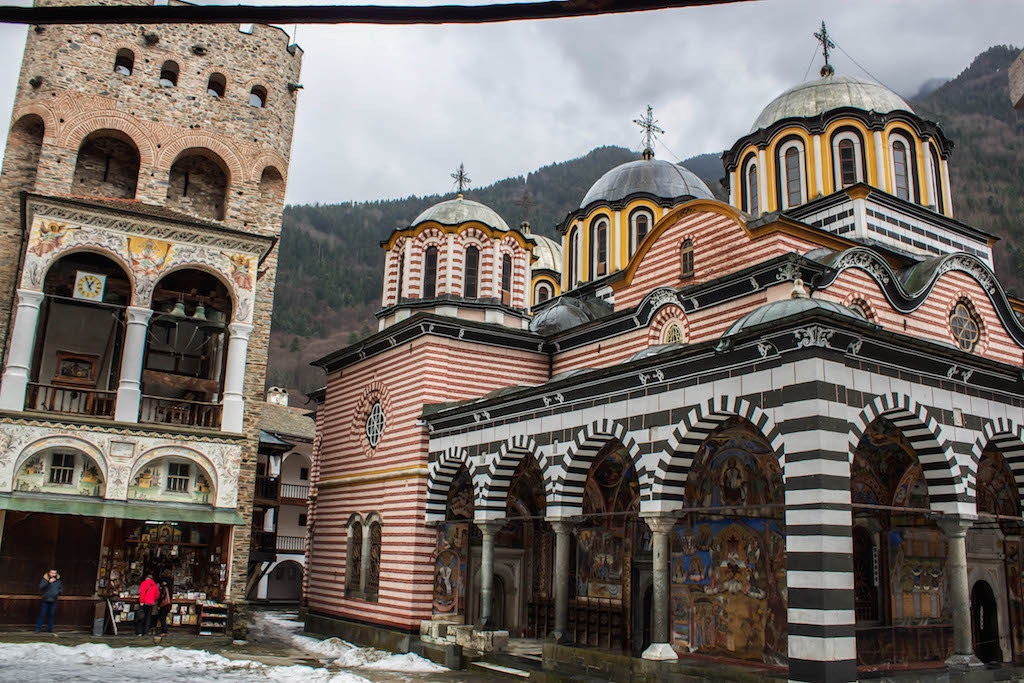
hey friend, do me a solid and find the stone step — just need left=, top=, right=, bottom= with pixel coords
left=470, top=661, right=531, bottom=679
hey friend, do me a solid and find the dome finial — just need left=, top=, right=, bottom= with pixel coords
left=814, top=20, right=836, bottom=78
left=633, top=104, right=664, bottom=161
left=450, top=162, right=471, bottom=196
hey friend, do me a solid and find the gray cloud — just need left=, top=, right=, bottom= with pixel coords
left=0, top=0, right=1020, bottom=206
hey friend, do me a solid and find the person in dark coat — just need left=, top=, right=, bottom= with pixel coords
left=136, top=574, right=159, bottom=636
left=155, top=579, right=173, bottom=635
left=35, top=569, right=62, bottom=633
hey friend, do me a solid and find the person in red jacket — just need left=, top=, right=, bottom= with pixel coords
left=136, top=574, right=159, bottom=636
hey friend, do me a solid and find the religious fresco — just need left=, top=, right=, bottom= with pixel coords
left=433, top=466, right=473, bottom=617
left=852, top=417, right=953, bottom=667
left=12, top=452, right=104, bottom=497
left=978, top=446, right=1024, bottom=661
left=127, top=460, right=213, bottom=504
left=669, top=417, right=786, bottom=665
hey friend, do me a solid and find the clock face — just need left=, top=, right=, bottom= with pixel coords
left=74, top=271, right=106, bottom=301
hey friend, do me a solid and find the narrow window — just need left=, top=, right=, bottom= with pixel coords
left=423, top=246, right=438, bottom=298
left=931, top=152, right=945, bottom=214
left=49, top=452, right=75, bottom=485
left=785, top=147, right=802, bottom=207
left=535, top=283, right=551, bottom=304
left=680, top=239, right=694, bottom=278
left=346, top=522, right=363, bottom=595
left=298, top=513, right=308, bottom=527
left=568, top=229, right=578, bottom=288
left=838, top=139, right=857, bottom=188
left=633, top=212, right=650, bottom=255
left=366, top=521, right=382, bottom=599
left=396, top=252, right=404, bottom=301
left=167, top=462, right=190, bottom=492
left=207, top=72, right=226, bottom=97
left=249, top=85, right=267, bottom=108
left=159, top=60, right=178, bottom=87
left=893, top=141, right=910, bottom=200
left=593, top=220, right=608, bottom=276
left=747, top=164, right=759, bottom=217
left=299, top=467, right=309, bottom=481
left=501, top=253, right=512, bottom=304
left=464, top=246, right=479, bottom=298
left=113, top=48, right=134, bottom=76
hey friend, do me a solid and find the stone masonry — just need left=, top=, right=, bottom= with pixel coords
left=0, top=0, right=303, bottom=627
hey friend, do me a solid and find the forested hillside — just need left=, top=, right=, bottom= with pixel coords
left=268, top=46, right=1024, bottom=396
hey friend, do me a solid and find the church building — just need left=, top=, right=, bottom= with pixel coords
left=304, top=39, right=1024, bottom=682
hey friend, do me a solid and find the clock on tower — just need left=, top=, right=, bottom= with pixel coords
left=73, top=271, right=106, bottom=302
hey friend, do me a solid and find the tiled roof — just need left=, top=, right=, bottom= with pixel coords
left=260, top=401, right=315, bottom=441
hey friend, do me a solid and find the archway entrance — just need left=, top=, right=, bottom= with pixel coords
left=972, top=580, right=1001, bottom=663
left=267, top=560, right=303, bottom=602
left=851, top=416, right=949, bottom=670
left=673, top=416, right=786, bottom=666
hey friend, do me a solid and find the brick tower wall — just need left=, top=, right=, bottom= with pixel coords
left=0, top=0, right=303, bottom=616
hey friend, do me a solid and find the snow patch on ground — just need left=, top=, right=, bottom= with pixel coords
left=251, top=611, right=446, bottom=673
left=0, top=641, right=370, bottom=683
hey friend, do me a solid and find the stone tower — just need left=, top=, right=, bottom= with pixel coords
left=0, top=0, right=302, bottom=626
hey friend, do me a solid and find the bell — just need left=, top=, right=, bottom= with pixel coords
left=192, top=304, right=208, bottom=321
left=169, top=301, right=186, bottom=317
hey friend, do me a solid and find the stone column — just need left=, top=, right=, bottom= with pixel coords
left=922, top=138, right=938, bottom=210
left=642, top=515, right=678, bottom=660
left=477, top=520, right=502, bottom=629
left=114, top=306, right=152, bottom=423
left=939, top=516, right=983, bottom=671
left=872, top=130, right=887, bottom=191
left=0, top=289, right=44, bottom=410
left=220, top=322, right=253, bottom=434
left=548, top=518, right=573, bottom=643
left=490, top=239, right=502, bottom=298
left=757, top=148, right=769, bottom=213
left=812, top=134, right=825, bottom=197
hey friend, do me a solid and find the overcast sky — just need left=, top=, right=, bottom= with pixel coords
left=0, top=1, right=1021, bottom=206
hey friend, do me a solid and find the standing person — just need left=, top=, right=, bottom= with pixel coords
left=136, top=574, right=159, bottom=636
left=34, top=569, right=62, bottom=634
left=155, top=578, right=173, bottom=635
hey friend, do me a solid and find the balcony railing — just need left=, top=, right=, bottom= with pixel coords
left=139, top=395, right=221, bottom=428
left=255, top=475, right=279, bottom=501
left=26, top=383, right=116, bottom=418
left=276, top=535, right=305, bottom=553
left=280, top=483, right=310, bottom=501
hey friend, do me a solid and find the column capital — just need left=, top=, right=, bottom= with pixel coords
left=938, top=515, right=977, bottom=538
left=227, top=321, right=254, bottom=341
left=545, top=517, right=575, bottom=534
left=474, top=519, right=504, bottom=536
left=642, top=514, right=678, bottom=534
left=125, top=306, right=154, bottom=325
left=15, top=289, right=44, bottom=307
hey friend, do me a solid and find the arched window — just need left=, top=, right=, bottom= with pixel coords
left=396, top=252, right=405, bottom=302
left=568, top=228, right=578, bottom=288
left=249, top=85, right=267, bottom=108
left=847, top=299, right=872, bottom=321
left=892, top=141, right=910, bottom=200
left=663, top=323, right=684, bottom=344
left=365, top=520, right=382, bottom=600
left=949, top=300, right=980, bottom=352
left=745, top=160, right=759, bottom=217
left=464, top=246, right=479, bottom=298
left=6, top=114, right=45, bottom=193
left=930, top=151, right=945, bottom=214
left=500, top=253, right=512, bottom=304
left=73, top=131, right=141, bottom=199
left=833, top=135, right=862, bottom=189
left=535, top=282, right=552, bottom=305
left=258, top=166, right=284, bottom=203
left=345, top=517, right=363, bottom=596
left=591, top=219, right=608, bottom=277
left=159, top=60, right=178, bottom=87
left=166, top=150, right=229, bottom=221
left=207, top=72, right=226, bottom=97
left=782, top=144, right=804, bottom=208
left=422, top=246, right=438, bottom=298
left=679, top=239, right=695, bottom=278
left=113, top=48, right=133, bottom=76
left=630, top=210, right=652, bottom=257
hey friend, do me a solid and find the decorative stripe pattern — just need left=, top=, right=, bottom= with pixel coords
left=424, top=446, right=477, bottom=523
left=973, top=418, right=1024, bottom=500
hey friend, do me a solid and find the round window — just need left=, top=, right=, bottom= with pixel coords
left=365, top=401, right=385, bottom=449
left=949, top=302, right=980, bottom=351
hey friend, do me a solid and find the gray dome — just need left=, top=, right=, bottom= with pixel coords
left=412, top=196, right=510, bottom=232
left=580, top=158, right=715, bottom=208
left=629, top=343, right=686, bottom=362
left=529, top=296, right=611, bottom=335
left=532, top=234, right=564, bottom=273
left=750, top=74, right=913, bottom=134
left=722, top=297, right=864, bottom=338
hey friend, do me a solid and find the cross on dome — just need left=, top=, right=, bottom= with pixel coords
left=450, top=163, right=471, bottom=196
left=814, top=20, right=836, bottom=77
left=632, top=105, right=664, bottom=160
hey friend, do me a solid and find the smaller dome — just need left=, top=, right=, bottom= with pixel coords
left=529, top=296, right=611, bottom=335
left=750, top=74, right=913, bottom=133
left=411, top=195, right=510, bottom=232
left=580, top=158, right=714, bottom=208
left=532, top=234, right=564, bottom=273
left=722, top=297, right=864, bottom=338
left=629, top=343, right=686, bottom=362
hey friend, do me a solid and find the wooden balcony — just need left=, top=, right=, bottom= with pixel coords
left=279, top=483, right=309, bottom=502
left=26, top=383, right=116, bottom=419
left=254, top=475, right=279, bottom=504
left=250, top=529, right=276, bottom=563
left=139, top=395, right=221, bottom=428
left=276, top=535, right=305, bottom=553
